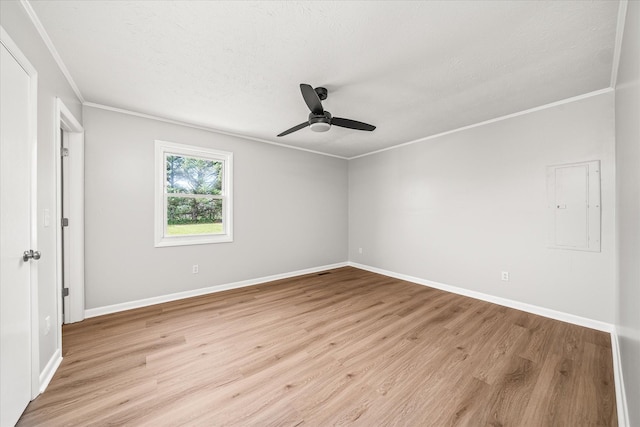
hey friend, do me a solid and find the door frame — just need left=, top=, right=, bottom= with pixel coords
left=55, top=99, right=84, bottom=325
left=0, top=25, right=40, bottom=399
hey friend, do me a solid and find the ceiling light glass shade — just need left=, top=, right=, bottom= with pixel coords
left=309, top=121, right=331, bottom=132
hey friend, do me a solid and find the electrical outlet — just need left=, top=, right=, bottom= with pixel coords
left=192, top=264, right=199, bottom=274
left=501, top=271, right=509, bottom=281
left=44, top=316, right=51, bottom=335
left=358, top=247, right=363, bottom=254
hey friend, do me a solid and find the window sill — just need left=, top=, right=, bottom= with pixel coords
left=154, top=234, right=233, bottom=248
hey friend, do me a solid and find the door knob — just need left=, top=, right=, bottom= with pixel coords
left=23, top=250, right=41, bottom=262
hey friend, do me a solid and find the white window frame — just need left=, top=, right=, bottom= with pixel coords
left=154, top=140, right=233, bottom=247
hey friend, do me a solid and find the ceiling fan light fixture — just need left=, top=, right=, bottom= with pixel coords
left=309, top=121, right=331, bottom=132
left=276, top=84, right=375, bottom=137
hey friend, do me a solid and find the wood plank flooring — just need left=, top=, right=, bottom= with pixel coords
left=18, top=267, right=617, bottom=426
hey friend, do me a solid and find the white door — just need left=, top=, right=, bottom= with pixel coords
left=0, top=41, right=36, bottom=427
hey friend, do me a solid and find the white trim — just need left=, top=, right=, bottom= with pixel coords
left=154, top=140, right=233, bottom=247
left=38, top=349, right=62, bottom=394
left=55, top=99, right=85, bottom=326
left=54, top=104, right=63, bottom=339
left=58, top=100, right=82, bottom=131
left=19, top=0, right=85, bottom=103
left=348, top=88, right=614, bottom=160
left=17, top=0, right=618, bottom=161
left=84, top=89, right=613, bottom=162
left=611, top=5, right=631, bottom=422
left=80, top=259, right=628, bottom=426
left=66, top=130, right=85, bottom=322
left=348, top=262, right=614, bottom=333
left=1, top=25, right=41, bottom=401
left=610, top=328, right=630, bottom=427
left=85, top=262, right=348, bottom=318
left=84, top=102, right=348, bottom=160
left=27, top=43, right=41, bottom=402
left=610, top=0, right=629, bottom=88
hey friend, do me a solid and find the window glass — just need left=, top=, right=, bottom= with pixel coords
left=155, top=141, right=233, bottom=247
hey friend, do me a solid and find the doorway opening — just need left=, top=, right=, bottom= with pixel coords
left=55, top=99, right=84, bottom=329
left=60, top=128, right=68, bottom=320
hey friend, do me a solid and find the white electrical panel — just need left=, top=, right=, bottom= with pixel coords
left=546, top=160, right=601, bottom=252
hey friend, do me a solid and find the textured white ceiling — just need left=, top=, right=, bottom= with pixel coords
left=29, top=1, right=619, bottom=158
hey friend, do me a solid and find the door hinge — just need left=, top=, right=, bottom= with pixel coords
left=62, top=218, right=69, bottom=227
left=62, top=148, right=69, bottom=157
left=62, top=287, right=69, bottom=297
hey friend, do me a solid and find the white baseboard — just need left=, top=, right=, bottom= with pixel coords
left=348, top=262, right=614, bottom=333
left=85, top=262, right=348, bottom=318
left=348, top=262, right=628, bottom=425
left=611, top=328, right=630, bottom=427
left=39, top=349, right=62, bottom=394
left=80, top=260, right=627, bottom=424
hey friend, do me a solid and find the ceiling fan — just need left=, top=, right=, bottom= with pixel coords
left=277, top=84, right=376, bottom=137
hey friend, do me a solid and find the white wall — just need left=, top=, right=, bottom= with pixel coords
left=349, top=92, right=616, bottom=323
left=615, top=1, right=640, bottom=425
left=1, top=2, right=630, bottom=417
left=0, top=2, right=82, bottom=373
left=83, top=106, right=348, bottom=309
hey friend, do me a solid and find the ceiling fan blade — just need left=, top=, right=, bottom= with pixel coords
left=331, top=117, right=376, bottom=131
left=277, top=121, right=309, bottom=137
left=300, top=84, right=324, bottom=115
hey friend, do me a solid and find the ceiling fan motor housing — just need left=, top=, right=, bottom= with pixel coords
left=309, top=111, right=332, bottom=132
left=314, top=87, right=328, bottom=100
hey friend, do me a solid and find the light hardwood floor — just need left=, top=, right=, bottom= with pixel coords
left=19, top=267, right=617, bottom=426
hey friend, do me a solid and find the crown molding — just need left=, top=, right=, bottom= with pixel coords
left=18, top=0, right=619, bottom=160
left=348, top=88, right=614, bottom=160
left=20, top=0, right=85, bottom=103
left=83, top=102, right=349, bottom=160
left=610, top=0, right=629, bottom=88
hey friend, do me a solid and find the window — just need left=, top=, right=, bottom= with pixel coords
left=155, top=140, right=233, bottom=247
